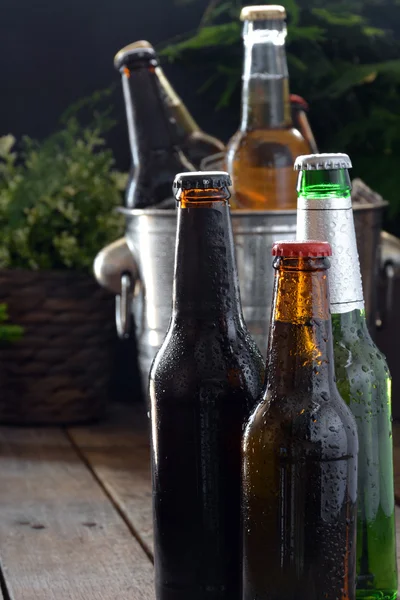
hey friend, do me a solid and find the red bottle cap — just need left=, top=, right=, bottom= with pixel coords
left=290, top=94, right=309, bottom=110
left=272, top=241, right=332, bottom=258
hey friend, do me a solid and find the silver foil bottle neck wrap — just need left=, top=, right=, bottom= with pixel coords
left=297, top=196, right=365, bottom=314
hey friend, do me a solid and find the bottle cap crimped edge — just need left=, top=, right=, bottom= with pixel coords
left=173, top=171, right=232, bottom=195
left=294, top=153, right=352, bottom=171
left=240, top=5, right=286, bottom=21
left=272, top=240, right=332, bottom=258
left=114, top=42, right=156, bottom=70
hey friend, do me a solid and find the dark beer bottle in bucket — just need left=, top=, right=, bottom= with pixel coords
left=114, top=44, right=195, bottom=209
left=117, top=41, right=225, bottom=169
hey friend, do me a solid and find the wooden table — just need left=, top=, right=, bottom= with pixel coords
left=1, top=404, right=400, bottom=599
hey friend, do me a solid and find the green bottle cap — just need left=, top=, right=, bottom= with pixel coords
left=294, top=153, right=352, bottom=171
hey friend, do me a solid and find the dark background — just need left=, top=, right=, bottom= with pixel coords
left=2, top=0, right=400, bottom=415
left=3, top=0, right=400, bottom=172
left=1, top=0, right=239, bottom=170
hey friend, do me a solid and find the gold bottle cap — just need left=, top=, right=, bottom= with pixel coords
left=240, top=5, right=286, bottom=21
left=127, top=40, right=153, bottom=50
left=114, top=40, right=156, bottom=70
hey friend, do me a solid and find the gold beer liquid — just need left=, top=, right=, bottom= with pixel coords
left=226, top=6, right=310, bottom=210
left=227, top=126, right=309, bottom=209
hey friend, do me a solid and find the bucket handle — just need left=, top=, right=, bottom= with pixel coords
left=376, top=230, right=400, bottom=330
left=116, top=273, right=134, bottom=339
left=93, top=237, right=142, bottom=340
left=376, top=262, right=396, bottom=330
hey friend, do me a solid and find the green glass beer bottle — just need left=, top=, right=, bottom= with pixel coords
left=296, top=153, right=397, bottom=600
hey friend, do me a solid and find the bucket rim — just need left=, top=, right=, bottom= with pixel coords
left=118, top=201, right=387, bottom=218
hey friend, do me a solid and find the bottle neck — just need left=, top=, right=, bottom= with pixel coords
left=172, top=195, right=242, bottom=323
left=121, top=63, right=179, bottom=160
left=296, top=169, right=365, bottom=315
left=332, top=308, right=371, bottom=343
left=121, top=62, right=195, bottom=208
left=267, top=257, right=335, bottom=395
left=155, top=65, right=200, bottom=136
left=240, top=19, right=292, bottom=131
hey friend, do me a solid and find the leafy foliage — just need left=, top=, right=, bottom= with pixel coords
left=161, top=0, right=400, bottom=224
left=0, top=304, right=23, bottom=343
left=0, top=91, right=125, bottom=271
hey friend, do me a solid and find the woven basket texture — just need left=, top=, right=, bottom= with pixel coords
left=0, top=269, right=115, bottom=425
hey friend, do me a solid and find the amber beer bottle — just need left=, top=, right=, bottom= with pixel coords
left=243, top=241, right=358, bottom=600
left=149, top=171, right=265, bottom=600
left=114, top=44, right=194, bottom=208
left=226, top=5, right=310, bottom=210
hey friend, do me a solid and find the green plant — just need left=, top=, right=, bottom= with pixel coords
left=0, top=89, right=125, bottom=271
left=0, top=304, right=23, bottom=343
left=161, top=0, right=400, bottom=224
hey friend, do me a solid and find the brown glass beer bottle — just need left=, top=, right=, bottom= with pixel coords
left=149, top=171, right=265, bottom=600
left=242, top=240, right=358, bottom=600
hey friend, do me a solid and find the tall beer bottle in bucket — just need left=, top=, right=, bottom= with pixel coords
left=116, top=41, right=225, bottom=170
left=226, top=5, right=310, bottom=210
left=114, top=44, right=195, bottom=208
left=243, top=240, right=358, bottom=600
left=296, top=153, right=397, bottom=600
left=149, top=171, right=265, bottom=600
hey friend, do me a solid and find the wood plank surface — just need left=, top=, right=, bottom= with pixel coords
left=70, top=409, right=400, bottom=592
left=0, top=426, right=154, bottom=600
left=1, top=407, right=399, bottom=598
left=68, top=404, right=154, bottom=557
left=71, top=408, right=400, bottom=565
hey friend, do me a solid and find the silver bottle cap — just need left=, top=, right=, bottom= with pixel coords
left=114, top=43, right=157, bottom=71
left=294, top=153, right=352, bottom=171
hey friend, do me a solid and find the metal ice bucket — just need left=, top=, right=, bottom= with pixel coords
left=94, top=202, right=386, bottom=393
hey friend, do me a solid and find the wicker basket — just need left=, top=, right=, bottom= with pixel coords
left=0, top=269, right=115, bottom=425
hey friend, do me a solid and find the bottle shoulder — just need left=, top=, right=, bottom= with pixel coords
left=151, top=320, right=264, bottom=369
left=245, top=388, right=358, bottom=459
left=126, top=148, right=195, bottom=207
left=150, top=322, right=265, bottom=400
left=333, top=330, right=391, bottom=380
